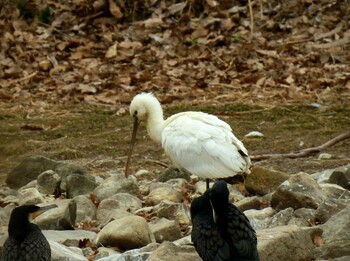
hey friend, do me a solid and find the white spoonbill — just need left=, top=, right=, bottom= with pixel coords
left=125, top=93, right=251, bottom=188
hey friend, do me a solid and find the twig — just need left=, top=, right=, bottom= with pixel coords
left=248, top=0, right=254, bottom=41
left=309, top=37, right=350, bottom=49
left=314, top=22, right=343, bottom=41
left=251, top=132, right=350, bottom=161
left=10, top=71, right=38, bottom=84
left=145, top=159, right=169, bottom=168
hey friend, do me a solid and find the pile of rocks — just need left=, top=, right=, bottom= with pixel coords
left=0, top=155, right=349, bottom=261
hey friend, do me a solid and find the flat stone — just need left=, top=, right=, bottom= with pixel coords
left=43, top=230, right=96, bottom=247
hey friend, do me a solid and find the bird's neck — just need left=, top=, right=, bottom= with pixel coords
left=146, top=103, right=165, bottom=144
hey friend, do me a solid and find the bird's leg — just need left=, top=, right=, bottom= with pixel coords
left=206, top=179, right=210, bottom=190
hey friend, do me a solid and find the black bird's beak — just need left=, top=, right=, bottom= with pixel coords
left=31, top=204, right=58, bottom=220
left=125, top=116, right=139, bottom=178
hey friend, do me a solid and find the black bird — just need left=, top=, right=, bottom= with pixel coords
left=1, top=204, right=57, bottom=261
left=191, top=180, right=259, bottom=261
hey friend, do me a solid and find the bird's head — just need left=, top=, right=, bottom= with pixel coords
left=125, top=93, right=162, bottom=178
left=209, top=180, right=229, bottom=219
left=8, top=204, right=57, bottom=241
left=129, top=93, right=158, bottom=122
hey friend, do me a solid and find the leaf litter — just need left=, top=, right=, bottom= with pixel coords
left=0, top=0, right=349, bottom=106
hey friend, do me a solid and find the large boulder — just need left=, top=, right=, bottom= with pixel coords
left=271, top=172, right=324, bottom=210
left=95, top=215, right=153, bottom=250
left=245, top=166, right=289, bottom=195
left=317, top=205, right=350, bottom=259
left=257, top=225, right=320, bottom=261
left=6, top=156, right=89, bottom=189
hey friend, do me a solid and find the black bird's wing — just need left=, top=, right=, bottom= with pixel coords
left=192, top=215, right=232, bottom=261
left=226, top=204, right=259, bottom=261
left=1, top=227, right=51, bottom=261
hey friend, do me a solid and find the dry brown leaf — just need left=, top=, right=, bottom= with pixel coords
left=109, top=0, right=123, bottom=19
left=105, top=43, right=118, bottom=58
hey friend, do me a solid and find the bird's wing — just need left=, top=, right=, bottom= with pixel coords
left=22, top=230, right=51, bottom=261
left=192, top=217, right=232, bottom=261
left=1, top=238, right=20, bottom=261
left=227, top=205, right=259, bottom=260
left=162, top=112, right=250, bottom=178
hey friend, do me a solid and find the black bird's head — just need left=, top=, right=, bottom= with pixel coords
left=190, top=190, right=211, bottom=221
left=8, top=204, right=57, bottom=242
left=209, top=180, right=229, bottom=218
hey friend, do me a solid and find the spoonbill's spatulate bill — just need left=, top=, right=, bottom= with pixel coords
left=125, top=93, right=251, bottom=186
left=1, top=204, right=58, bottom=261
left=191, top=180, right=259, bottom=261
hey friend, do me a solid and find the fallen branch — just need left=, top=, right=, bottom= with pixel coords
left=251, top=132, right=350, bottom=161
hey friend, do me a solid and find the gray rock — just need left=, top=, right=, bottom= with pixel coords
left=37, top=170, right=61, bottom=195
left=95, top=215, right=153, bottom=250
left=66, top=174, right=97, bottom=198
left=147, top=242, right=201, bottom=261
left=6, top=156, right=60, bottom=189
left=154, top=201, right=191, bottom=228
left=165, top=178, right=189, bottom=190
left=147, top=187, right=183, bottom=205
left=245, top=166, right=289, bottom=196
left=235, top=196, right=262, bottom=211
left=94, top=247, right=119, bottom=260
left=96, top=193, right=141, bottom=224
left=312, top=165, right=349, bottom=184
left=50, top=241, right=88, bottom=261
left=268, top=207, right=294, bottom=228
left=0, top=204, right=15, bottom=227
left=0, top=187, right=18, bottom=198
left=320, top=183, right=350, bottom=201
left=94, top=174, right=140, bottom=201
left=244, top=207, right=276, bottom=230
left=271, top=172, right=324, bottom=210
left=288, top=208, right=316, bottom=227
left=108, top=193, right=143, bottom=213
left=96, top=243, right=158, bottom=261
left=315, top=200, right=348, bottom=224
left=6, top=156, right=89, bottom=189
left=318, top=205, right=350, bottom=259
left=43, top=230, right=96, bottom=247
left=35, top=199, right=77, bottom=230
left=156, top=167, right=191, bottom=182
left=328, top=167, right=350, bottom=190
left=257, top=225, right=319, bottom=261
left=73, top=195, right=97, bottom=223
left=18, top=187, right=45, bottom=205
left=97, top=208, right=133, bottom=225
left=149, top=218, right=182, bottom=243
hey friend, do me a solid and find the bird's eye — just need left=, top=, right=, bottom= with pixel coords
left=133, top=110, right=138, bottom=117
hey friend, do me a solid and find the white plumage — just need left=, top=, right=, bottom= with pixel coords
left=125, top=93, right=251, bottom=181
